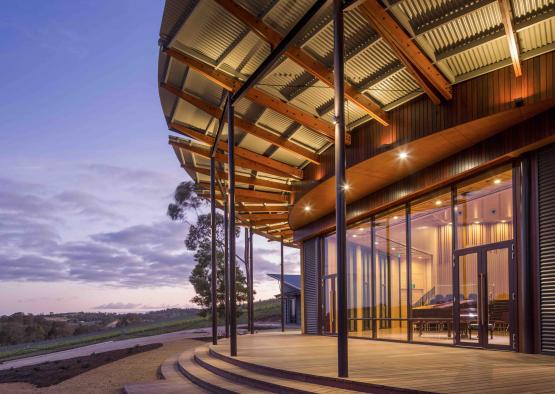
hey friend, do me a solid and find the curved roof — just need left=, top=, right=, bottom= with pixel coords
left=157, top=0, right=555, bottom=244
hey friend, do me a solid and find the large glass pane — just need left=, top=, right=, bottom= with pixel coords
left=410, top=190, right=453, bottom=344
left=374, top=208, right=407, bottom=340
left=458, top=253, right=479, bottom=344
left=487, top=248, right=510, bottom=347
left=323, top=234, right=337, bottom=334
left=347, top=221, right=372, bottom=338
left=456, top=167, right=513, bottom=249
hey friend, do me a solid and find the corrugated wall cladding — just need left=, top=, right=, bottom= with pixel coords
left=298, top=52, right=555, bottom=201
left=294, top=107, right=555, bottom=240
left=303, top=237, right=320, bottom=334
left=539, top=143, right=555, bottom=354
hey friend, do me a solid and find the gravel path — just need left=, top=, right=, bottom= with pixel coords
left=0, top=338, right=203, bottom=393
left=0, top=327, right=216, bottom=371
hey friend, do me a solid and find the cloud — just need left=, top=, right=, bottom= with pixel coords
left=92, top=302, right=141, bottom=310
left=0, top=172, right=299, bottom=292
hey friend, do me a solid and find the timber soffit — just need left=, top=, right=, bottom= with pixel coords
left=159, top=0, right=555, bottom=242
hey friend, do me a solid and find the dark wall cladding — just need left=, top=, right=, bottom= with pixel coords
left=303, top=238, right=320, bottom=334
left=296, top=51, right=555, bottom=199
left=294, top=108, right=555, bottom=241
left=539, top=143, right=555, bottom=354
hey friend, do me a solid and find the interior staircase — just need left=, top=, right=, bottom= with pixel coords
left=124, top=339, right=426, bottom=394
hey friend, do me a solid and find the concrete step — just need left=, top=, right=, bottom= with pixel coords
left=177, top=348, right=269, bottom=393
left=194, top=346, right=360, bottom=394
left=124, top=380, right=207, bottom=394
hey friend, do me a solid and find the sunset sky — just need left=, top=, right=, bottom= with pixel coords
left=0, top=0, right=299, bottom=315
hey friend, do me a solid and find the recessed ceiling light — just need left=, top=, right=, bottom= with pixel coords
left=359, top=227, right=364, bottom=232
left=343, top=183, right=350, bottom=191
left=304, top=205, right=311, bottom=212
left=501, top=220, right=507, bottom=223
left=399, top=151, right=408, bottom=159
left=391, top=247, right=396, bottom=251
left=435, top=200, right=442, bottom=206
left=493, top=179, right=501, bottom=184
left=418, top=256, right=423, bottom=259
left=352, top=234, right=357, bottom=238
left=448, top=222, right=452, bottom=225
left=474, top=221, right=480, bottom=224
left=393, top=216, right=399, bottom=220
left=374, top=242, right=379, bottom=245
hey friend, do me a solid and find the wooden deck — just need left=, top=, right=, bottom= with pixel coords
left=211, top=331, right=555, bottom=393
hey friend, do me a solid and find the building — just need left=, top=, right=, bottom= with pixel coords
left=268, top=273, right=301, bottom=325
left=157, top=0, right=555, bottom=377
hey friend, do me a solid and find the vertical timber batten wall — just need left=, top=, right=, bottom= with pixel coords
left=539, top=143, right=555, bottom=354
left=303, top=238, right=320, bottom=334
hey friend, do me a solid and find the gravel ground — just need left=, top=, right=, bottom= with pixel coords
left=0, top=338, right=205, bottom=394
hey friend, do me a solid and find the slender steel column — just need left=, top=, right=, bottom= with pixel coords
left=210, top=157, right=218, bottom=345
left=406, top=203, right=412, bottom=342
left=224, top=200, right=230, bottom=338
left=245, top=227, right=251, bottom=333
left=249, top=225, right=254, bottom=334
left=227, top=99, right=237, bottom=356
left=333, top=0, right=348, bottom=378
left=516, top=158, right=533, bottom=352
left=280, top=237, right=285, bottom=332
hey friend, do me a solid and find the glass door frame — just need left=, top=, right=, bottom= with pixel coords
left=453, top=240, right=515, bottom=350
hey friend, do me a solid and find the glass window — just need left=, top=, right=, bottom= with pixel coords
left=347, top=221, right=372, bottom=338
left=374, top=207, right=407, bottom=341
left=455, top=167, right=513, bottom=249
left=323, top=234, right=337, bottom=334
left=410, top=189, right=453, bottom=344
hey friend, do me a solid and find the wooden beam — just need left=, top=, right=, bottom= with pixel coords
left=161, top=82, right=320, bottom=164
left=198, top=182, right=288, bottom=203
left=237, top=205, right=289, bottom=213
left=251, top=218, right=289, bottom=226
left=170, top=137, right=298, bottom=179
left=357, top=0, right=452, bottom=102
left=498, top=0, right=522, bottom=77
left=170, top=122, right=303, bottom=179
left=214, top=0, right=388, bottom=126
left=163, top=48, right=349, bottom=144
left=241, top=213, right=288, bottom=221
left=198, top=189, right=286, bottom=205
left=234, top=188, right=288, bottom=203
left=181, top=164, right=292, bottom=192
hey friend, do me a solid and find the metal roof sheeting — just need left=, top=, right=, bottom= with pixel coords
left=519, top=17, right=555, bottom=52
left=441, top=36, right=510, bottom=75
left=159, top=0, right=555, bottom=242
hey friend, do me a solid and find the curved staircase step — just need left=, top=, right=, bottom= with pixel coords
left=209, top=345, right=427, bottom=394
left=159, top=354, right=186, bottom=381
left=177, top=347, right=269, bottom=393
left=124, top=353, right=208, bottom=394
left=195, top=346, right=360, bottom=394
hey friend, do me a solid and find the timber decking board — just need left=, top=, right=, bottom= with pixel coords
left=210, top=332, right=555, bottom=394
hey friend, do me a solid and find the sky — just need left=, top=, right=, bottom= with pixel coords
left=0, top=0, right=299, bottom=315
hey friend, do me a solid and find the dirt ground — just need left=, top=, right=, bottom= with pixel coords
left=0, top=338, right=205, bottom=394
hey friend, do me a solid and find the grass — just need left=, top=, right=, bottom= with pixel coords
left=0, top=299, right=281, bottom=363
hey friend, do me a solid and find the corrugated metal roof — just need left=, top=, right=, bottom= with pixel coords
left=175, top=1, right=247, bottom=62
left=512, top=0, right=554, bottom=19
left=518, top=16, right=555, bottom=52
left=441, top=36, right=510, bottom=76
left=421, top=2, right=502, bottom=53
left=159, top=0, right=555, bottom=242
left=263, top=0, right=315, bottom=36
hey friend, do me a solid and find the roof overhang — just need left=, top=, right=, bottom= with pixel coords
left=290, top=97, right=555, bottom=230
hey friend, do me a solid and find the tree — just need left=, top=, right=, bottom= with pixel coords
left=167, top=181, right=249, bottom=317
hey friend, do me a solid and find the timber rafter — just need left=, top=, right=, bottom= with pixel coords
left=164, top=47, right=349, bottom=144
left=213, top=0, right=389, bottom=126
left=161, top=82, right=320, bottom=164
